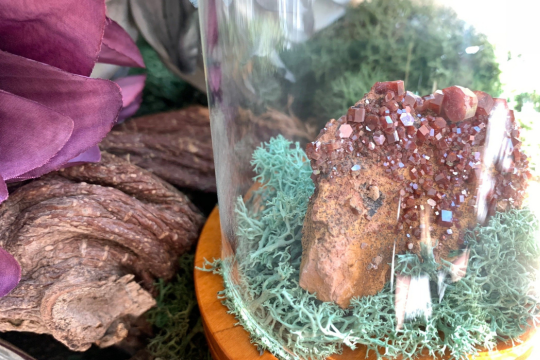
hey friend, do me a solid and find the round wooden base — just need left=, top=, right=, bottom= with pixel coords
left=194, top=207, right=537, bottom=360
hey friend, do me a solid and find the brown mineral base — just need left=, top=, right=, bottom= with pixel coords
left=300, top=81, right=530, bottom=308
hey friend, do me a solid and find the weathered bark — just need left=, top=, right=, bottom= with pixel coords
left=0, top=153, right=204, bottom=351
left=100, top=106, right=216, bottom=192
left=100, top=105, right=317, bottom=194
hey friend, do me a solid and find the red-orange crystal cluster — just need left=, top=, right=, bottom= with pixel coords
left=305, top=81, right=530, bottom=240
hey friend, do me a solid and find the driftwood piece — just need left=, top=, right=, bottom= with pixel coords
left=0, top=153, right=204, bottom=351
left=100, top=106, right=216, bottom=192
left=100, top=105, right=317, bottom=194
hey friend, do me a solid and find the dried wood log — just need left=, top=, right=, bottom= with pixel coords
left=100, top=105, right=317, bottom=194
left=0, top=153, right=204, bottom=351
left=100, top=106, right=216, bottom=192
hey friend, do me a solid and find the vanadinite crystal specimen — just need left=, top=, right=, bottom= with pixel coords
left=300, top=81, right=530, bottom=308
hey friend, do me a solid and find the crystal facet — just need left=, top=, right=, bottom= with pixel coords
left=426, top=90, right=444, bottom=114
left=442, top=86, right=478, bottom=123
left=438, top=210, right=453, bottom=227
left=365, top=114, right=379, bottom=130
left=473, top=91, right=494, bottom=116
left=400, top=112, right=414, bottom=126
left=339, top=124, right=353, bottom=138
left=432, top=117, right=447, bottom=130
left=373, top=134, right=386, bottom=146
left=373, top=80, right=405, bottom=96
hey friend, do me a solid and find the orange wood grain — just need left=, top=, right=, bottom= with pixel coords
left=194, top=207, right=536, bottom=360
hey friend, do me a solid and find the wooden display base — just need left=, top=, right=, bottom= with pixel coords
left=194, top=207, right=537, bottom=360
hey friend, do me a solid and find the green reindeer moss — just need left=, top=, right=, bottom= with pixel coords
left=202, top=136, right=540, bottom=360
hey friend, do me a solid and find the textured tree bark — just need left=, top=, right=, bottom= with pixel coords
left=100, top=105, right=317, bottom=194
left=0, top=153, right=204, bottom=351
left=100, top=106, right=216, bottom=192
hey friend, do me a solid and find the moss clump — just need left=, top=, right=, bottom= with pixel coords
left=206, top=136, right=540, bottom=360
left=128, top=38, right=207, bottom=116
left=147, top=254, right=211, bottom=360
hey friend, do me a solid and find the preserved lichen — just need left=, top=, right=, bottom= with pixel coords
left=203, top=136, right=540, bottom=360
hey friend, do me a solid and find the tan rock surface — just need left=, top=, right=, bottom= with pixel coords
left=300, top=163, right=398, bottom=308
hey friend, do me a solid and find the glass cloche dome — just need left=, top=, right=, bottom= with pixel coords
left=197, top=0, right=540, bottom=358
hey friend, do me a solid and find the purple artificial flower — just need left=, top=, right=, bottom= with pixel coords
left=0, top=0, right=145, bottom=297
left=114, top=75, right=147, bottom=122
left=63, top=75, right=146, bottom=167
left=0, top=247, right=20, bottom=299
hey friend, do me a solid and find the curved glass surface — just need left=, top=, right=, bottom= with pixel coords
left=198, top=0, right=540, bottom=358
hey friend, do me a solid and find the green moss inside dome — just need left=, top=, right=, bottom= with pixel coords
left=203, top=136, right=540, bottom=360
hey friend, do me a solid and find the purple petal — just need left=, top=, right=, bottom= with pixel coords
left=206, top=0, right=219, bottom=48
left=0, top=50, right=122, bottom=179
left=117, top=99, right=142, bottom=124
left=209, top=65, right=222, bottom=102
left=0, top=176, right=7, bottom=203
left=0, top=0, right=107, bottom=76
left=0, top=176, right=22, bottom=295
left=0, top=232, right=21, bottom=297
left=114, top=75, right=146, bottom=122
left=115, top=75, right=146, bottom=107
left=97, top=18, right=145, bottom=68
left=66, top=145, right=101, bottom=167
left=0, top=89, right=74, bottom=181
